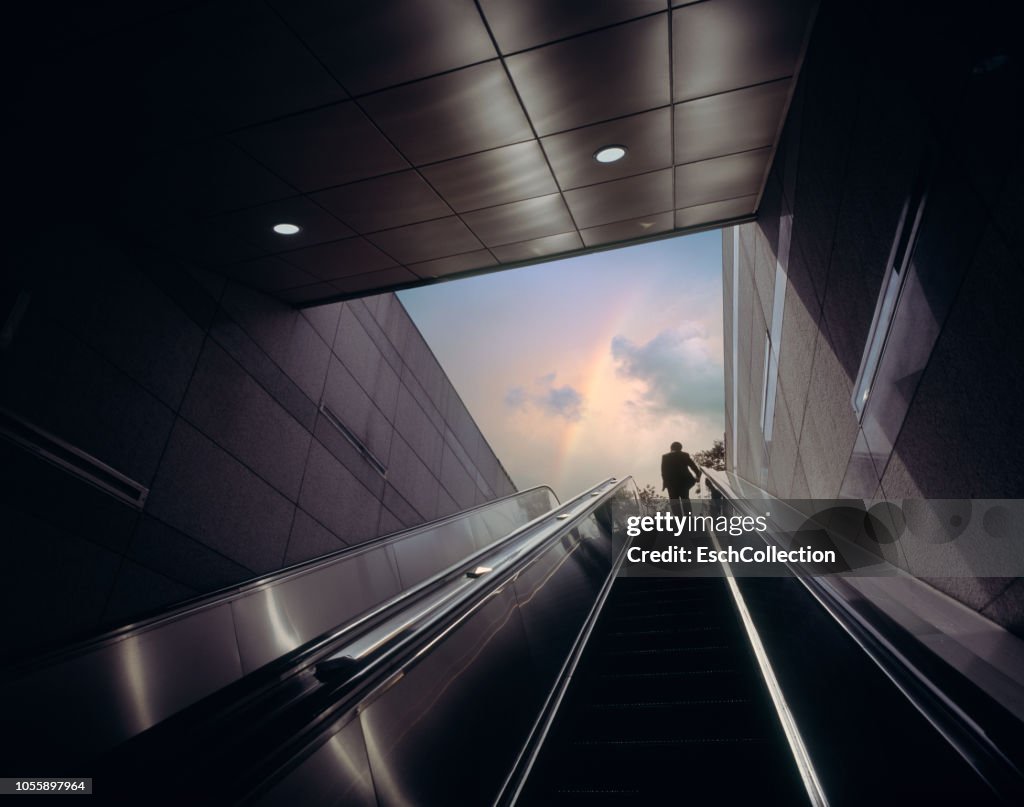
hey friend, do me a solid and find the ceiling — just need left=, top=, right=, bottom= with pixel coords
left=15, top=0, right=817, bottom=306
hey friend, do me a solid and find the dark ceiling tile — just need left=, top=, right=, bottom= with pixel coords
left=419, top=141, right=558, bottom=212
left=541, top=108, right=671, bottom=190
left=367, top=217, right=484, bottom=264
left=563, top=169, right=673, bottom=229
left=674, top=80, right=791, bottom=164
left=147, top=0, right=346, bottom=131
left=492, top=232, right=583, bottom=263
left=129, top=138, right=298, bottom=217
left=221, top=256, right=319, bottom=293
left=362, top=62, right=534, bottom=165
left=675, top=195, right=758, bottom=229
left=462, top=194, right=576, bottom=247
left=674, top=148, right=771, bottom=209
left=408, top=250, right=497, bottom=279
left=672, top=0, right=813, bottom=102
left=276, top=282, right=341, bottom=305
left=480, top=0, right=666, bottom=54
left=145, top=213, right=268, bottom=267
left=279, top=237, right=398, bottom=281
left=579, top=211, right=675, bottom=247
left=232, top=102, right=409, bottom=192
left=271, top=0, right=496, bottom=94
left=332, top=267, right=419, bottom=295
left=312, top=171, right=453, bottom=233
left=212, top=197, right=354, bottom=254
left=506, top=14, right=670, bottom=136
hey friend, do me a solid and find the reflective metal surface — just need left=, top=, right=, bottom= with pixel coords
left=359, top=585, right=541, bottom=807
left=2, top=486, right=559, bottom=764
left=7, top=603, right=241, bottom=767
left=512, top=518, right=610, bottom=684
left=254, top=714, right=377, bottom=807
left=231, top=547, right=402, bottom=672
left=272, top=480, right=637, bottom=806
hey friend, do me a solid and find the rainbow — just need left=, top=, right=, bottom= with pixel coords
left=551, top=286, right=647, bottom=491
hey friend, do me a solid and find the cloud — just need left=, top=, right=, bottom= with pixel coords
left=504, top=373, right=584, bottom=421
left=611, top=324, right=723, bottom=419
left=504, top=386, right=529, bottom=409
left=540, top=384, right=584, bottom=421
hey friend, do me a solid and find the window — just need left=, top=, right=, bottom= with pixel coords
left=852, top=167, right=930, bottom=420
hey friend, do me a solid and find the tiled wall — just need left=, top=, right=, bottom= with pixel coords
left=0, top=230, right=515, bottom=659
left=723, top=1, right=1024, bottom=632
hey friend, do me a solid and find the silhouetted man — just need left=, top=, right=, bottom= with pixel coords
left=661, top=441, right=701, bottom=517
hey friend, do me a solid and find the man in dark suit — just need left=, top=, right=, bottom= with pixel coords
left=661, top=441, right=701, bottom=516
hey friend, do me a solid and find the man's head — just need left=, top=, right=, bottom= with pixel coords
left=670, top=441, right=682, bottom=452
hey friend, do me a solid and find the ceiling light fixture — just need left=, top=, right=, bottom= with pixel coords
left=273, top=223, right=301, bottom=235
left=594, top=145, right=627, bottom=164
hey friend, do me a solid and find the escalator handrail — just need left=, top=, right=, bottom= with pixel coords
left=701, top=467, right=1024, bottom=801
left=315, top=477, right=626, bottom=680
left=237, top=476, right=637, bottom=803
left=3, top=483, right=562, bottom=677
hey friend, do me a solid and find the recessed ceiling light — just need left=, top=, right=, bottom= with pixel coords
left=594, top=145, right=627, bottom=164
left=273, top=223, right=301, bottom=235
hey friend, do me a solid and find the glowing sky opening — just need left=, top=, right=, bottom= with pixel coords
left=398, top=230, right=724, bottom=499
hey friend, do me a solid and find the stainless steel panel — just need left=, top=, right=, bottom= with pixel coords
left=672, top=0, right=813, bottom=102
left=674, top=148, right=771, bottom=210
left=362, top=61, right=534, bottom=165
left=391, top=521, right=479, bottom=589
left=367, top=216, right=484, bottom=264
left=7, top=603, right=241, bottom=763
left=232, top=102, right=409, bottom=191
left=419, top=141, right=558, bottom=213
left=386, top=488, right=557, bottom=588
left=512, top=518, right=611, bottom=685
left=408, top=249, right=497, bottom=279
left=673, top=79, right=791, bottom=164
left=481, top=0, right=666, bottom=54
left=580, top=210, right=674, bottom=247
left=212, top=196, right=353, bottom=256
left=506, top=14, right=670, bottom=136
left=675, top=195, right=758, bottom=229
left=541, top=107, right=672, bottom=190
left=311, top=171, right=453, bottom=235
left=359, top=586, right=541, bottom=806
left=254, top=714, right=377, bottom=807
left=232, top=546, right=402, bottom=672
left=272, top=0, right=496, bottom=95
left=564, top=169, right=673, bottom=229
left=279, top=237, right=397, bottom=281
left=462, top=193, right=575, bottom=247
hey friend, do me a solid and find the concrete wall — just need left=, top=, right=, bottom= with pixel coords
left=723, top=0, right=1023, bottom=631
left=0, top=231, right=515, bottom=659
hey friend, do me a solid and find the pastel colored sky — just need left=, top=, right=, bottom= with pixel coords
left=397, top=230, right=725, bottom=500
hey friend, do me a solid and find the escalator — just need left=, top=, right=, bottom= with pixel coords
left=516, top=576, right=808, bottom=804
left=4, top=475, right=1022, bottom=805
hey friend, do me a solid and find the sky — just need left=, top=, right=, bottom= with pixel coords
left=397, top=230, right=725, bottom=500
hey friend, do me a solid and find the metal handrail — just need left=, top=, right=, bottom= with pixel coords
left=235, top=477, right=636, bottom=802
left=701, top=467, right=1024, bottom=801
left=3, top=482, right=560, bottom=676
left=315, top=477, right=624, bottom=679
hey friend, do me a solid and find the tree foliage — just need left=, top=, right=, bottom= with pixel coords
left=637, top=483, right=659, bottom=508
left=693, top=439, right=726, bottom=471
